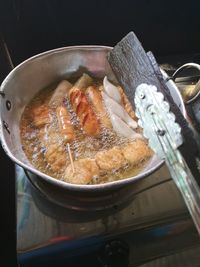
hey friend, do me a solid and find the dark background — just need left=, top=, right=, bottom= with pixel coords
left=0, top=0, right=200, bottom=65
left=0, top=0, right=200, bottom=266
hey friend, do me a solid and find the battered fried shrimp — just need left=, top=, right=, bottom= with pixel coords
left=49, top=80, right=72, bottom=108
left=63, top=158, right=99, bottom=184
left=95, top=146, right=126, bottom=171
left=56, top=106, right=75, bottom=143
left=118, top=86, right=137, bottom=120
left=86, top=85, right=112, bottom=129
left=32, top=105, right=50, bottom=128
left=122, top=139, right=152, bottom=166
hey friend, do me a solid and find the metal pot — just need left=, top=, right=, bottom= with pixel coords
left=0, top=46, right=185, bottom=202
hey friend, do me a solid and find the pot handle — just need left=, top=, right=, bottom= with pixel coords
left=172, top=63, right=200, bottom=104
left=172, top=63, right=200, bottom=146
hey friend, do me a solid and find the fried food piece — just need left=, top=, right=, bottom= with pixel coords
left=95, top=146, right=126, bottom=171
left=40, top=127, right=68, bottom=173
left=63, top=158, right=99, bottom=184
left=32, top=105, right=50, bottom=128
left=118, top=86, right=137, bottom=120
left=69, top=88, right=100, bottom=136
left=86, top=85, right=112, bottom=129
left=35, top=80, right=74, bottom=172
left=45, top=143, right=67, bottom=172
left=69, top=74, right=100, bottom=136
left=122, top=139, right=152, bottom=166
left=49, top=80, right=72, bottom=108
left=48, top=80, right=75, bottom=143
left=56, top=106, right=75, bottom=143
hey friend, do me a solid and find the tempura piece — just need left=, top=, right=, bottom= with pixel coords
left=95, top=146, right=126, bottom=171
left=41, top=127, right=69, bottom=173
left=32, top=105, right=51, bottom=128
left=45, top=143, right=67, bottom=172
left=63, top=158, right=99, bottom=184
left=122, top=139, right=152, bottom=166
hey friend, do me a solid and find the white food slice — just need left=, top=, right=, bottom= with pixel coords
left=102, top=91, right=137, bottom=129
left=110, top=113, right=142, bottom=139
left=103, top=76, right=121, bottom=103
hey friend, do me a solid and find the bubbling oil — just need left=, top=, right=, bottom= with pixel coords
left=20, top=78, right=151, bottom=184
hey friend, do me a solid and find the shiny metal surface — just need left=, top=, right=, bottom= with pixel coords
left=0, top=46, right=185, bottom=193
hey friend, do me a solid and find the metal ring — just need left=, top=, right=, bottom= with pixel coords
left=172, top=63, right=200, bottom=104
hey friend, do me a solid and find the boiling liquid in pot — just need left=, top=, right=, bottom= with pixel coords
left=20, top=76, right=152, bottom=185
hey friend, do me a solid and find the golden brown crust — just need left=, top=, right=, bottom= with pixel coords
left=122, top=139, right=152, bottom=166
left=118, top=86, right=137, bottom=120
left=56, top=105, right=75, bottom=143
left=64, top=158, right=99, bottom=184
left=40, top=128, right=68, bottom=173
left=95, top=146, right=126, bottom=171
left=69, top=88, right=100, bottom=136
left=32, top=105, right=50, bottom=128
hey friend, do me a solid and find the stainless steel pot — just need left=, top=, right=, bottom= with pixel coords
left=0, top=46, right=186, bottom=197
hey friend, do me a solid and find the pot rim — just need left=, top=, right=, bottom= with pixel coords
left=1, top=45, right=113, bottom=90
